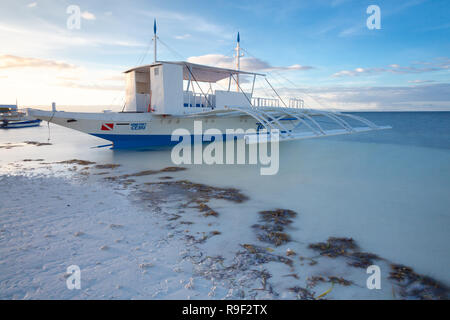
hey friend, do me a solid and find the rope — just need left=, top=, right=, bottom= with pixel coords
left=230, top=73, right=253, bottom=107
left=240, top=47, right=327, bottom=109
left=136, top=36, right=154, bottom=66
left=115, top=28, right=153, bottom=111
left=269, top=68, right=327, bottom=109
left=265, top=78, right=287, bottom=108
left=158, top=38, right=185, bottom=61
left=47, top=108, right=56, bottom=142
left=184, top=63, right=213, bottom=108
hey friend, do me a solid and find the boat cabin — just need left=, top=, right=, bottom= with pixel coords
left=123, top=61, right=271, bottom=115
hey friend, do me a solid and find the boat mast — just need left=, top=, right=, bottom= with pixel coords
left=235, top=32, right=244, bottom=92
left=153, top=19, right=157, bottom=63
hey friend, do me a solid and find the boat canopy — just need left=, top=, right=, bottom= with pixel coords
left=124, top=61, right=265, bottom=83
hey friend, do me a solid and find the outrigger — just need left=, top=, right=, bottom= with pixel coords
left=28, top=21, right=390, bottom=148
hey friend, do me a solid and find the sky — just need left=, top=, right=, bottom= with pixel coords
left=0, top=0, right=449, bottom=110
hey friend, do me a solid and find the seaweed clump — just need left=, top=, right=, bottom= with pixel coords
left=24, top=141, right=52, bottom=146
left=57, top=159, right=96, bottom=166
left=119, top=166, right=187, bottom=178
left=389, top=264, right=449, bottom=300
left=145, top=180, right=248, bottom=204
left=241, top=244, right=293, bottom=267
left=288, top=286, right=315, bottom=300
left=307, top=275, right=352, bottom=288
left=94, top=164, right=121, bottom=169
left=308, top=237, right=379, bottom=268
left=195, top=200, right=219, bottom=217
left=252, top=209, right=297, bottom=247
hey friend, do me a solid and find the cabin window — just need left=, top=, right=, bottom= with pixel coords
left=135, top=71, right=150, bottom=94
left=154, top=67, right=159, bottom=76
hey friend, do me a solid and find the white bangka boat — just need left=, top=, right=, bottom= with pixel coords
left=1, top=104, right=41, bottom=129
left=28, top=22, right=390, bottom=148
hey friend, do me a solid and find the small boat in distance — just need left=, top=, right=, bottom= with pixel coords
left=28, top=21, right=390, bottom=148
left=1, top=104, right=41, bottom=129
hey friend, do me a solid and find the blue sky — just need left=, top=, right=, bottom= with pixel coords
left=0, top=0, right=448, bottom=110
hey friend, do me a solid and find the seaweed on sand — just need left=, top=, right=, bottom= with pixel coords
left=288, top=286, right=315, bottom=300
left=0, top=143, right=24, bottom=149
left=307, top=275, right=352, bottom=288
left=120, top=170, right=159, bottom=177
left=308, top=237, right=380, bottom=268
left=94, top=164, right=121, bottom=169
left=308, top=237, right=449, bottom=299
left=186, top=230, right=222, bottom=244
left=241, top=244, right=293, bottom=267
left=259, top=209, right=297, bottom=225
left=347, top=251, right=380, bottom=268
left=191, top=244, right=297, bottom=298
left=118, top=166, right=187, bottom=178
left=158, top=176, right=174, bottom=180
left=24, top=141, right=52, bottom=146
left=160, top=166, right=187, bottom=173
left=252, top=209, right=297, bottom=247
left=194, top=200, right=219, bottom=217
left=57, top=159, right=96, bottom=166
left=308, top=237, right=357, bottom=258
left=144, top=180, right=248, bottom=204
left=389, top=264, right=449, bottom=300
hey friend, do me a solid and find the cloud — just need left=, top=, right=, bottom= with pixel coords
left=27, top=2, right=37, bottom=8
left=141, top=9, right=232, bottom=39
left=58, top=80, right=123, bottom=91
left=338, top=25, right=363, bottom=37
left=0, top=22, right=145, bottom=56
left=174, top=34, right=191, bottom=40
left=0, top=55, right=126, bottom=106
left=332, top=59, right=449, bottom=77
left=81, top=11, right=96, bottom=21
left=0, top=55, right=76, bottom=70
left=187, top=54, right=313, bottom=72
left=408, top=80, right=435, bottom=84
left=277, top=83, right=450, bottom=111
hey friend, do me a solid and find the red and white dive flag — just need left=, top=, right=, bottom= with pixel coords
left=101, top=123, right=114, bottom=131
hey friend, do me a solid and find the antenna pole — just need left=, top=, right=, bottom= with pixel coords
left=153, top=19, right=157, bottom=63
left=235, top=32, right=243, bottom=92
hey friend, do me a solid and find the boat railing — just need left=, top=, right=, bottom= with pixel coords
left=251, top=97, right=280, bottom=108
left=288, top=98, right=304, bottom=109
left=182, top=92, right=305, bottom=110
left=252, top=97, right=304, bottom=109
left=184, top=91, right=215, bottom=109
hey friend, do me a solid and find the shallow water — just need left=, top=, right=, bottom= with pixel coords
left=1, top=111, right=449, bottom=285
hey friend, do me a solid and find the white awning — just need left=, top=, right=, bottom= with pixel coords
left=124, top=61, right=264, bottom=83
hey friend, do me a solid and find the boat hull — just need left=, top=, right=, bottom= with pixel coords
left=27, top=110, right=258, bottom=148
left=27, top=108, right=390, bottom=149
left=0, top=119, right=42, bottom=129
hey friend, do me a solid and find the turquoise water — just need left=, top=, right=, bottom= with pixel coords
left=1, top=111, right=449, bottom=284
